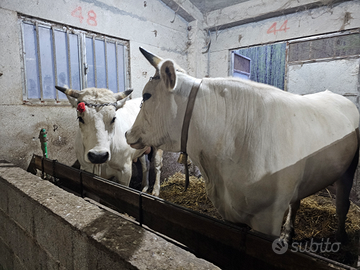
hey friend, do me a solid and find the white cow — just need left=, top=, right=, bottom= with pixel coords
left=126, top=48, right=359, bottom=242
left=56, top=86, right=163, bottom=196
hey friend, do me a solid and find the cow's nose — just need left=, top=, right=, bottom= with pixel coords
left=87, top=151, right=109, bottom=164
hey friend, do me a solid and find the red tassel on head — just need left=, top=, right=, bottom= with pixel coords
left=77, top=102, right=86, bottom=113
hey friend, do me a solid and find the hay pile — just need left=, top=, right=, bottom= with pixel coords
left=160, top=172, right=222, bottom=220
left=160, top=172, right=360, bottom=266
left=294, top=194, right=360, bottom=240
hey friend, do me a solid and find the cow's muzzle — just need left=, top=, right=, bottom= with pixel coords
left=125, top=131, right=144, bottom=149
left=87, top=151, right=109, bottom=164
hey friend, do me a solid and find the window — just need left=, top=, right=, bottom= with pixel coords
left=288, top=32, right=360, bottom=63
left=232, top=42, right=287, bottom=90
left=286, top=31, right=360, bottom=104
left=20, top=17, right=129, bottom=103
left=231, top=52, right=251, bottom=80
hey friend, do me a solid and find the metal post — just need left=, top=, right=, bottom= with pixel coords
left=39, top=128, right=48, bottom=158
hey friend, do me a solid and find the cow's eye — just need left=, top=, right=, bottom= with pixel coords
left=111, top=117, right=116, bottom=124
left=143, top=93, right=152, bottom=101
left=78, top=116, right=84, bottom=124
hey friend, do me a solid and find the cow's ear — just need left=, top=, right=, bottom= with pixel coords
left=160, top=60, right=176, bottom=90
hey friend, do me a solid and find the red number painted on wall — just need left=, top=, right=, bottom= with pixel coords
left=87, top=10, right=97, bottom=26
left=71, top=6, right=84, bottom=23
left=267, top=20, right=289, bottom=34
left=71, top=6, right=97, bottom=26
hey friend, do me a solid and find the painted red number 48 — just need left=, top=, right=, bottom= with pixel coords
left=267, top=20, right=289, bottom=35
left=71, top=6, right=97, bottom=26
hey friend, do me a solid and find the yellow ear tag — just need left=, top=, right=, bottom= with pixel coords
left=177, top=152, right=187, bottom=164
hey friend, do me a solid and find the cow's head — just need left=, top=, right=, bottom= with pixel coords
left=126, top=47, right=189, bottom=151
left=56, top=86, right=132, bottom=164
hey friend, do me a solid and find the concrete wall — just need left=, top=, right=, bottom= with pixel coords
left=0, top=161, right=218, bottom=269
left=287, top=58, right=360, bottom=97
left=206, top=1, right=360, bottom=78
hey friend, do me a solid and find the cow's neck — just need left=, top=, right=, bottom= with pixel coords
left=183, top=78, right=252, bottom=174
left=175, top=75, right=210, bottom=163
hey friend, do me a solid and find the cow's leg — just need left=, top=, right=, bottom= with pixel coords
left=250, top=208, right=286, bottom=237
left=140, top=155, right=150, bottom=193
left=280, top=200, right=300, bottom=243
left=335, top=148, right=358, bottom=242
left=116, top=162, right=133, bottom=186
left=152, top=149, right=163, bottom=196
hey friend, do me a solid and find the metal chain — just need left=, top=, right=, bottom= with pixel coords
left=78, top=101, right=117, bottom=108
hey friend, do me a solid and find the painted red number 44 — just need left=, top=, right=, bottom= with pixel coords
left=267, top=20, right=289, bottom=35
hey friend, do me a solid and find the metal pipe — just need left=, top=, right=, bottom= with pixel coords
left=105, top=39, right=109, bottom=89
left=115, top=42, right=119, bottom=92
left=67, top=31, right=72, bottom=88
left=93, top=37, right=97, bottom=87
left=52, top=28, right=59, bottom=101
left=35, top=22, right=43, bottom=101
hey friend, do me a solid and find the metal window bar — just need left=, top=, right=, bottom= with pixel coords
left=67, top=31, right=72, bottom=89
left=105, top=39, right=109, bottom=89
left=77, top=34, right=84, bottom=90
left=20, top=22, right=28, bottom=101
left=52, top=27, right=59, bottom=101
left=81, top=34, right=87, bottom=89
left=124, top=44, right=130, bottom=90
left=35, top=22, right=43, bottom=101
left=115, top=42, right=119, bottom=93
left=284, top=41, right=290, bottom=92
left=93, top=37, right=97, bottom=87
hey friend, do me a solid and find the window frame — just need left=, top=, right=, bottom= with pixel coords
left=231, top=51, right=251, bottom=79
left=230, top=42, right=287, bottom=90
left=19, top=16, right=130, bottom=105
left=287, top=29, right=360, bottom=65
left=285, top=29, right=360, bottom=92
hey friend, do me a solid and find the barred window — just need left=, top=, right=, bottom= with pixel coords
left=233, top=42, right=287, bottom=90
left=288, top=33, right=360, bottom=63
left=20, top=17, right=129, bottom=103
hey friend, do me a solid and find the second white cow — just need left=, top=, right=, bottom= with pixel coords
left=56, top=86, right=163, bottom=196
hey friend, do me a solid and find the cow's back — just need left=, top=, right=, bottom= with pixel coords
left=304, top=90, right=359, bottom=130
left=189, top=79, right=360, bottom=225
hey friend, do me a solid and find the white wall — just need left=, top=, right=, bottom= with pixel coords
left=206, top=1, right=360, bottom=78
left=0, top=0, right=192, bottom=168
left=1, top=0, right=359, bottom=171
left=287, top=59, right=359, bottom=95
left=0, top=0, right=190, bottom=97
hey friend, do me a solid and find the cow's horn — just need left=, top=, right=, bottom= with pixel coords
left=55, top=86, right=81, bottom=98
left=139, top=47, right=163, bottom=68
left=114, top=89, right=133, bottom=101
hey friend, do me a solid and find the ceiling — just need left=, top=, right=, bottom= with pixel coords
left=162, top=0, right=343, bottom=29
left=189, top=0, right=250, bottom=13
left=160, top=0, right=251, bottom=22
